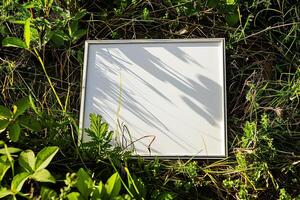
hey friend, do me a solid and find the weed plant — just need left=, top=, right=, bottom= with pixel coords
left=0, top=0, right=299, bottom=199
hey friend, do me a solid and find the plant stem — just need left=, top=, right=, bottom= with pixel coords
left=32, top=48, right=64, bottom=111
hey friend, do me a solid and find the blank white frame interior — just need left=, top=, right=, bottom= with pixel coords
left=80, top=39, right=227, bottom=159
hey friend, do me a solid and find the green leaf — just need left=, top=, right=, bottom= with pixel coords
left=11, top=172, right=30, bottom=193
left=13, top=96, right=31, bottom=118
left=126, top=167, right=138, bottom=194
left=51, top=30, right=68, bottom=47
left=226, top=0, right=236, bottom=5
left=0, top=155, right=11, bottom=181
left=72, top=29, right=86, bottom=43
left=67, top=192, right=85, bottom=200
left=35, top=146, right=59, bottom=171
left=19, top=150, right=35, bottom=173
left=41, top=0, right=46, bottom=7
left=28, top=96, right=39, bottom=115
left=0, top=147, right=22, bottom=154
left=30, top=27, right=39, bottom=45
left=42, top=28, right=53, bottom=46
left=40, top=187, right=58, bottom=200
left=19, top=116, right=41, bottom=131
left=2, top=37, right=27, bottom=49
left=31, top=169, right=56, bottom=183
left=22, top=1, right=40, bottom=9
left=100, top=123, right=108, bottom=136
left=93, top=181, right=105, bottom=199
left=47, top=0, right=54, bottom=8
left=76, top=168, right=94, bottom=199
left=0, top=187, right=12, bottom=198
left=24, top=18, right=31, bottom=48
left=89, top=114, right=102, bottom=133
left=225, top=12, right=240, bottom=27
left=73, top=9, right=87, bottom=20
left=0, top=106, right=12, bottom=119
left=0, top=119, right=9, bottom=133
left=125, top=167, right=145, bottom=198
left=105, top=172, right=121, bottom=199
left=70, top=20, right=78, bottom=36
left=1, top=145, right=14, bottom=171
left=8, top=123, right=21, bottom=142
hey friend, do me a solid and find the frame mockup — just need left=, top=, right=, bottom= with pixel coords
left=80, top=39, right=227, bottom=159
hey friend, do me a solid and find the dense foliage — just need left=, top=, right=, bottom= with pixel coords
left=0, top=0, right=299, bottom=199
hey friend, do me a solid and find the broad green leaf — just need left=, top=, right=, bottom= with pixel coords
left=2, top=37, right=27, bottom=49
left=72, top=29, right=86, bottom=43
left=105, top=172, right=121, bottom=199
left=0, top=187, right=12, bottom=198
left=0, top=147, right=22, bottom=154
left=0, top=155, right=11, bottom=181
left=35, top=146, right=59, bottom=171
left=24, top=18, right=31, bottom=48
left=67, top=192, right=85, bottom=200
left=11, top=172, right=30, bottom=193
left=225, top=12, right=240, bottom=27
left=0, top=119, right=9, bottom=133
left=19, top=150, right=35, bottom=172
left=76, top=168, right=94, bottom=199
left=31, top=169, right=56, bottom=183
left=19, top=116, right=41, bottom=131
left=8, top=123, right=21, bottom=142
left=40, top=187, right=58, bottom=200
left=0, top=106, right=12, bottom=119
left=226, top=0, right=236, bottom=5
left=13, top=96, right=31, bottom=118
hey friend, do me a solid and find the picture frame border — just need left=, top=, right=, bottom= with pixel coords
left=79, top=38, right=227, bottom=159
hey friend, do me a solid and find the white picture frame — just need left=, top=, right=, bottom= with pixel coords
left=80, top=39, right=227, bottom=159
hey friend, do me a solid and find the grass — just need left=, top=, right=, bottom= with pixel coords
left=0, top=0, right=299, bottom=199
